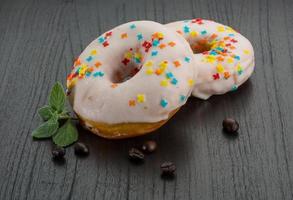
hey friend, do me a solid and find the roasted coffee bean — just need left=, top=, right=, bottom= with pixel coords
left=141, top=140, right=157, bottom=153
left=222, top=118, right=239, bottom=133
left=161, top=161, right=176, bottom=176
left=128, top=148, right=144, bottom=162
left=74, top=142, right=89, bottom=156
left=52, top=146, right=65, bottom=160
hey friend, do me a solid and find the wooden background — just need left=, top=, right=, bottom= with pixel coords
left=1, top=0, right=293, bottom=199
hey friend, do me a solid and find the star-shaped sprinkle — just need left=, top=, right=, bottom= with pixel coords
left=129, top=100, right=136, bottom=106
left=213, top=73, right=220, bottom=80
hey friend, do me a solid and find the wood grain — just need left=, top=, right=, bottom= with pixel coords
left=0, top=0, right=293, bottom=199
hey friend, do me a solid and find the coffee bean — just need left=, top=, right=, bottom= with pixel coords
left=74, top=142, right=89, bottom=156
left=222, top=118, right=239, bottom=133
left=160, top=162, right=176, bottom=176
left=141, top=140, right=157, bottom=153
left=128, top=148, right=144, bottom=162
left=52, top=146, right=65, bottom=160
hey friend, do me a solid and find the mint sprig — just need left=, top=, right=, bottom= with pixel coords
left=32, top=82, right=78, bottom=147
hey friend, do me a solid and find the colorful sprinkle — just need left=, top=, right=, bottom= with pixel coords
left=130, top=24, right=136, bottom=29
left=179, top=95, right=186, bottom=102
left=171, top=78, right=178, bottom=85
left=129, top=100, right=136, bottom=106
left=151, top=51, right=158, bottom=56
left=184, top=57, right=191, bottom=63
left=165, top=72, right=173, bottom=79
left=160, top=79, right=169, bottom=87
left=160, top=99, right=168, bottom=108
left=121, top=33, right=128, bottom=39
left=86, top=56, right=93, bottom=62
left=137, top=94, right=145, bottom=103
left=137, top=33, right=143, bottom=41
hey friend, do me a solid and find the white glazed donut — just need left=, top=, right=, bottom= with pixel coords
left=166, top=19, right=255, bottom=99
left=66, top=21, right=197, bottom=139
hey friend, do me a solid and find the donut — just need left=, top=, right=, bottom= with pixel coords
left=66, top=21, right=197, bottom=139
left=166, top=19, right=255, bottom=99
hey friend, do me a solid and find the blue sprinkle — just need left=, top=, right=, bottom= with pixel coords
left=130, top=24, right=136, bottom=29
left=215, top=47, right=224, bottom=51
left=201, top=30, right=207, bottom=35
left=93, top=71, right=104, bottom=77
left=85, top=72, right=91, bottom=77
left=134, top=57, right=141, bottom=63
left=184, top=57, right=190, bottom=63
left=234, top=55, right=240, bottom=60
left=151, top=51, right=158, bottom=56
left=209, top=50, right=217, bottom=56
left=231, top=85, right=238, bottom=91
left=171, top=78, right=178, bottom=85
left=228, top=33, right=235, bottom=37
left=180, top=95, right=186, bottom=102
left=152, top=39, right=159, bottom=46
left=183, top=25, right=190, bottom=33
left=160, top=99, right=168, bottom=108
left=166, top=72, right=173, bottom=79
left=86, top=56, right=93, bottom=62
left=137, top=33, right=143, bottom=41
left=98, top=37, right=105, bottom=43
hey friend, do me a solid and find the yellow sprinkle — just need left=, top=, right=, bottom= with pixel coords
left=160, top=79, right=169, bottom=87
left=236, top=64, right=242, bottom=71
left=67, top=79, right=77, bottom=90
left=227, top=57, right=234, bottom=64
left=188, top=79, right=195, bottom=86
left=216, top=64, right=224, bottom=73
left=146, top=68, right=154, bottom=75
left=137, top=94, right=145, bottom=103
left=206, top=55, right=216, bottom=63
left=157, top=32, right=164, bottom=38
left=90, top=50, right=97, bottom=55
left=134, top=52, right=142, bottom=59
left=159, top=61, right=168, bottom=71
left=190, top=31, right=198, bottom=37
left=145, top=61, right=153, bottom=67
left=226, top=27, right=236, bottom=32
left=217, top=26, right=225, bottom=32
left=244, top=49, right=250, bottom=55
left=125, top=52, right=132, bottom=59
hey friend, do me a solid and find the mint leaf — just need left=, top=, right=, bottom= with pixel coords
left=49, top=82, right=66, bottom=113
left=32, top=115, right=59, bottom=138
left=53, top=120, right=78, bottom=147
left=38, top=106, right=54, bottom=121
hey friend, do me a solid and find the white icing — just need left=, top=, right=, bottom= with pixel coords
left=67, top=21, right=197, bottom=124
left=166, top=19, right=255, bottom=99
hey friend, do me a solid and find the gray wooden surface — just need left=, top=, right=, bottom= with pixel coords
left=1, top=0, right=293, bottom=199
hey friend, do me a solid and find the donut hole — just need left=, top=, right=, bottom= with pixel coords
left=110, top=48, right=144, bottom=83
left=190, top=39, right=212, bottom=54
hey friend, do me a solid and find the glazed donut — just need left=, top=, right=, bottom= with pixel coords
left=66, top=21, right=196, bottom=139
left=166, top=19, right=255, bottom=99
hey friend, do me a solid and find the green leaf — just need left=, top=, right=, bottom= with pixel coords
left=49, top=82, right=66, bottom=112
left=53, top=120, right=78, bottom=147
left=32, top=116, right=59, bottom=139
left=38, top=106, right=54, bottom=121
